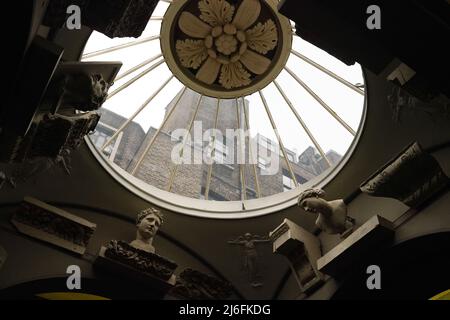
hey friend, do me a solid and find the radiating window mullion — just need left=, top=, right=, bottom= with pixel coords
left=107, top=58, right=165, bottom=100
left=115, top=53, right=163, bottom=82
left=241, top=97, right=262, bottom=199
left=131, top=86, right=188, bottom=175
left=273, top=80, right=332, bottom=167
left=167, top=94, right=204, bottom=192
left=101, top=74, right=174, bottom=151
left=82, top=35, right=160, bottom=59
left=258, top=90, right=299, bottom=188
left=290, top=49, right=364, bottom=95
left=204, top=99, right=221, bottom=200
left=236, top=99, right=247, bottom=201
left=284, top=66, right=356, bottom=136
left=108, top=131, right=123, bottom=162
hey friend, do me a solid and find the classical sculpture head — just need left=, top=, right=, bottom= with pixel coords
left=130, top=207, right=164, bottom=253
left=297, top=189, right=327, bottom=214
left=297, top=189, right=353, bottom=236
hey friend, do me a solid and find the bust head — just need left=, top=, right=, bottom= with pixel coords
left=130, top=207, right=164, bottom=254
left=136, top=207, right=163, bottom=240
left=297, top=189, right=331, bottom=215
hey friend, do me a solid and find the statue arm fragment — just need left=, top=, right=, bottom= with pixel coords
left=227, top=236, right=245, bottom=245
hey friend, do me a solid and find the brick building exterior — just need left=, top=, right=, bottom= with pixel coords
left=91, top=89, right=341, bottom=200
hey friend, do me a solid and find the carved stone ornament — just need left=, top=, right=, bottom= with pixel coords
left=161, top=0, right=292, bottom=98
left=102, top=240, right=178, bottom=281
left=45, top=73, right=110, bottom=112
left=11, top=197, right=96, bottom=255
left=270, top=219, right=324, bottom=294
left=170, top=268, right=233, bottom=300
left=86, top=0, right=160, bottom=38
left=360, top=142, right=449, bottom=208
left=43, top=0, right=159, bottom=38
left=0, top=112, right=100, bottom=164
left=387, top=85, right=450, bottom=123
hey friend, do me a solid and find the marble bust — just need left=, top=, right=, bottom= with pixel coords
left=297, top=189, right=354, bottom=236
left=130, top=207, right=163, bottom=254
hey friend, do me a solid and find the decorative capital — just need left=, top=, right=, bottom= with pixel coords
left=360, top=142, right=449, bottom=208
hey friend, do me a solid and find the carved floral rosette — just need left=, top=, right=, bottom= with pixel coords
left=161, top=0, right=292, bottom=98
left=360, top=142, right=449, bottom=208
left=104, top=240, right=178, bottom=281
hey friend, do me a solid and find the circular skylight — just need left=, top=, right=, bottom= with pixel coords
left=82, top=0, right=366, bottom=218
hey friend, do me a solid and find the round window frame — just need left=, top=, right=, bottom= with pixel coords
left=85, top=68, right=367, bottom=220
left=78, top=0, right=369, bottom=220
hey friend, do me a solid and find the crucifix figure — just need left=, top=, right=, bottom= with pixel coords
left=228, top=233, right=270, bottom=288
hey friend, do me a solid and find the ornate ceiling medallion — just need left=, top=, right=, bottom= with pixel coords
left=161, top=0, right=292, bottom=98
